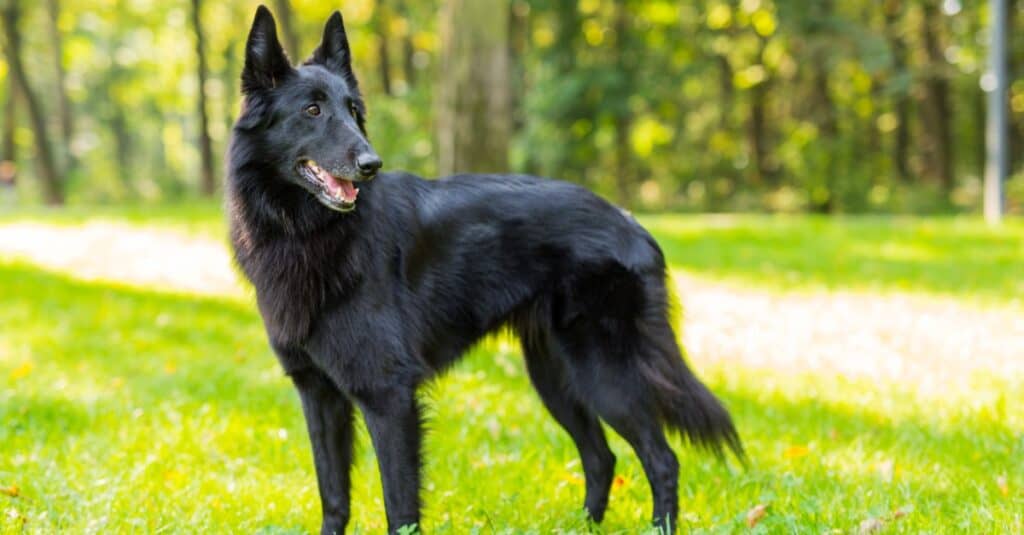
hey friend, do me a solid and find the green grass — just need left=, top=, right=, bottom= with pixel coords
left=1, top=208, right=1023, bottom=533
left=0, top=201, right=227, bottom=238
left=640, top=214, right=1024, bottom=303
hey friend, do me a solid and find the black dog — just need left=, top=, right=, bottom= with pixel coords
left=227, top=6, right=742, bottom=534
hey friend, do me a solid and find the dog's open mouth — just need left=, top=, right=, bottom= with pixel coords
left=298, top=160, right=359, bottom=212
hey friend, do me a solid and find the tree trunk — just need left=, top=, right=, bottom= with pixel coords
left=376, top=0, right=393, bottom=95
left=1, top=77, right=16, bottom=187
left=968, top=4, right=988, bottom=180
left=191, top=0, right=216, bottom=196
left=748, top=83, right=768, bottom=185
left=715, top=55, right=734, bottom=130
left=920, top=2, right=954, bottom=193
left=747, top=36, right=770, bottom=186
left=1009, top=0, right=1022, bottom=175
left=1, top=1, right=63, bottom=204
left=808, top=0, right=837, bottom=213
left=46, top=0, right=74, bottom=174
left=612, top=0, right=632, bottom=207
left=398, top=0, right=416, bottom=87
left=508, top=0, right=528, bottom=138
left=437, top=0, right=510, bottom=175
left=884, top=0, right=910, bottom=182
left=273, top=0, right=301, bottom=61
left=223, top=36, right=240, bottom=134
left=110, top=102, right=133, bottom=190
left=975, top=80, right=987, bottom=180
left=813, top=60, right=838, bottom=213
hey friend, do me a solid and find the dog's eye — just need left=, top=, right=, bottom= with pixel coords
left=348, top=103, right=359, bottom=119
left=305, top=104, right=321, bottom=117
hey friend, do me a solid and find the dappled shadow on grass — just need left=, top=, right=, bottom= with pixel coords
left=1, top=395, right=95, bottom=437
left=640, top=215, right=1024, bottom=301
left=0, top=261, right=291, bottom=411
left=0, top=263, right=324, bottom=532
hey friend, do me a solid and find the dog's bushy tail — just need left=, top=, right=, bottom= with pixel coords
left=636, top=307, right=745, bottom=463
left=549, top=255, right=744, bottom=462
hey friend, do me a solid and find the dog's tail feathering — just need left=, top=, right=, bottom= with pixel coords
left=537, top=254, right=744, bottom=464
left=636, top=311, right=746, bottom=463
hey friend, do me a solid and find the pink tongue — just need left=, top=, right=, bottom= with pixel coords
left=339, top=179, right=358, bottom=201
left=320, top=169, right=359, bottom=203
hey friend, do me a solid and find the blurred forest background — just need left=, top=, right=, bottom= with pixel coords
left=0, top=0, right=1022, bottom=213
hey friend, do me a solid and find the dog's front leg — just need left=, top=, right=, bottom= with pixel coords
left=357, top=386, right=422, bottom=534
left=291, top=367, right=355, bottom=535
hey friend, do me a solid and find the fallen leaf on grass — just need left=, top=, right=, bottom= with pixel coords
left=857, top=504, right=914, bottom=531
left=5, top=507, right=24, bottom=524
left=559, top=471, right=583, bottom=486
left=877, top=459, right=895, bottom=483
left=889, top=504, right=913, bottom=520
left=783, top=445, right=809, bottom=459
left=997, top=475, right=1009, bottom=497
left=163, top=470, right=184, bottom=484
left=0, top=485, right=18, bottom=497
left=858, top=517, right=884, bottom=534
left=9, top=362, right=33, bottom=381
left=746, top=504, right=768, bottom=527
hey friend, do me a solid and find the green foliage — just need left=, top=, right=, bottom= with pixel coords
left=1, top=0, right=1023, bottom=213
left=518, top=0, right=1023, bottom=213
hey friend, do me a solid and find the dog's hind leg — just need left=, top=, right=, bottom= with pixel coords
left=571, top=363, right=680, bottom=533
left=290, top=366, right=356, bottom=535
left=521, top=329, right=616, bottom=522
left=550, top=327, right=680, bottom=532
left=592, top=395, right=679, bottom=534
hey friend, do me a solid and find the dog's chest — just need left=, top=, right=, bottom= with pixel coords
left=242, top=236, right=361, bottom=347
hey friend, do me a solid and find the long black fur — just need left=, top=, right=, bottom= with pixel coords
left=228, top=6, right=742, bottom=534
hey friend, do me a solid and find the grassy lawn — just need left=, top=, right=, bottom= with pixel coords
left=1, top=206, right=1022, bottom=533
left=643, top=214, right=1024, bottom=303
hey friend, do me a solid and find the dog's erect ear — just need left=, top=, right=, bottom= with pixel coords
left=241, top=5, right=293, bottom=93
left=310, top=11, right=360, bottom=91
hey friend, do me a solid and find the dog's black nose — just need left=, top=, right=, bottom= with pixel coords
left=356, top=153, right=382, bottom=177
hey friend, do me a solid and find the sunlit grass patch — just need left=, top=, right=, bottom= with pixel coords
left=0, top=202, right=226, bottom=239
left=641, top=214, right=1024, bottom=302
left=2, top=257, right=1022, bottom=533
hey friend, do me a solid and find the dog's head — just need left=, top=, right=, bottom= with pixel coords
left=235, top=6, right=380, bottom=213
